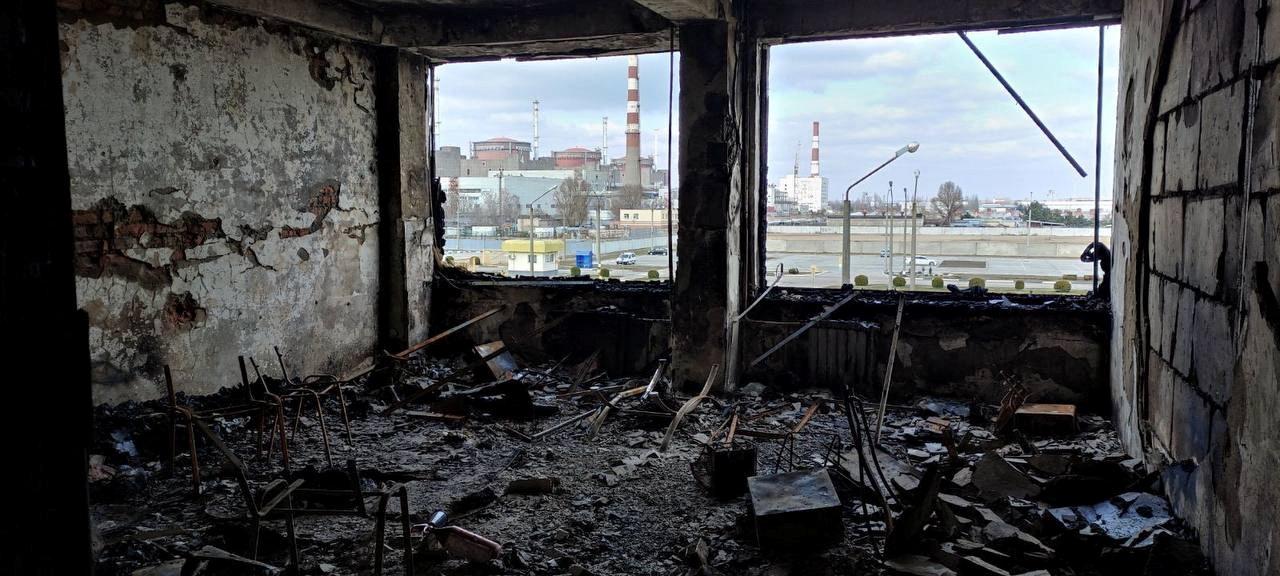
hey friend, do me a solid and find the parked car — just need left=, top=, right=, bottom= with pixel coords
left=648, top=246, right=668, bottom=256
left=909, top=255, right=938, bottom=267
left=615, top=252, right=637, bottom=265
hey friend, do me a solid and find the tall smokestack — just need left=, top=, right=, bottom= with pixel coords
left=810, top=121, right=820, bottom=177
left=624, top=55, right=641, bottom=188
left=532, top=100, right=540, bottom=159
left=602, top=116, right=609, bottom=164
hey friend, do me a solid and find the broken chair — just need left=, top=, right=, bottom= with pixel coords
left=165, top=360, right=290, bottom=495
left=191, top=418, right=414, bottom=575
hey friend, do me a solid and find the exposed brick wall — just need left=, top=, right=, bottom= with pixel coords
left=1113, top=2, right=1280, bottom=574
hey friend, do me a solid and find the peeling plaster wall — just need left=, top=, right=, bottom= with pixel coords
left=1111, top=1, right=1280, bottom=574
left=60, top=3, right=382, bottom=404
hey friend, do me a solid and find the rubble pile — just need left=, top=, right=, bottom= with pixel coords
left=86, top=321, right=1211, bottom=576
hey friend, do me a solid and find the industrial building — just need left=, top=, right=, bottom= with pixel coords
left=771, top=121, right=831, bottom=213
left=7, top=2, right=1279, bottom=576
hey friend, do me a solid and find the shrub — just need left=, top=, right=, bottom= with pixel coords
left=445, top=255, right=455, bottom=265
left=1054, top=279, right=1072, bottom=292
left=968, top=277, right=986, bottom=289
left=1014, top=280, right=1025, bottom=290
left=1062, top=274, right=1078, bottom=280
left=470, top=256, right=481, bottom=266
left=599, top=267, right=610, bottom=278
left=569, top=266, right=581, bottom=277
left=787, top=267, right=801, bottom=275
left=647, top=269, right=659, bottom=280
left=854, top=274, right=869, bottom=286
left=891, top=276, right=906, bottom=287
left=931, top=276, right=944, bottom=288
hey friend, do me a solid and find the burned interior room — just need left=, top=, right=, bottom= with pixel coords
left=4, top=0, right=1280, bottom=575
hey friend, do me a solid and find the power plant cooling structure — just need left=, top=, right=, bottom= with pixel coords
left=624, top=55, right=641, bottom=188
left=810, top=121, right=820, bottom=177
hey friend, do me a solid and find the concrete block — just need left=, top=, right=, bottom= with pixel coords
left=1161, top=278, right=1181, bottom=361
left=748, top=469, right=842, bottom=549
left=1147, top=351, right=1175, bottom=451
left=1248, top=71, right=1280, bottom=194
left=1153, top=118, right=1167, bottom=197
left=1187, top=0, right=1246, bottom=98
left=1170, top=375, right=1213, bottom=462
left=1191, top=298, right=1234, bottom=405
left=1197, top=83, right=1244, bottom=189
left=1150, top=197, right=1184, bottom=277
left=1172, top=288, right=1197, bottom=375
left=1221, top=193, right=1245, bottom=305
left=1148, top=275, right=1166, bottom=357
left=1159, top=28, right=1194, bottom=115
left=1165, top=103, right=1201, bottom=192
left=1182, top=198, right=1225, bottom=295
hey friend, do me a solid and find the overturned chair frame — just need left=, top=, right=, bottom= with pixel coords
left=166, top=361, right=290, bottom=495
left=191, top=418, right=414, bottom=575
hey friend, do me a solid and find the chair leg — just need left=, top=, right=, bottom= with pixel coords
left=336, top=385, right=354, bottom=446
left=373, top=491, right=391, bottom=576
left=275, top=402, right=291, bottom=472
left=186, top=422, right=201, bottom=496
left=291, top=396, right=304, bottom=445
left=252, top=517, right=261, bottom=560
left=285, top=492, right=299, bottom=569
left=398, top=485, right=413, bottom=576
left=309, top=390, right=333, bottom=468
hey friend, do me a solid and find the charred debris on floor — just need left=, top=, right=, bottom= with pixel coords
left=89, top=302, right=1203, bottom=576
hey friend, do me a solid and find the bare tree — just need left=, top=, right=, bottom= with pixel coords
left=554, top=176, right=591, bottom=228
left=931, top=181, right=965, bottom=225
left=614, top=184, right=648, bottom=215
left=476, top=189, right=521, bottom=227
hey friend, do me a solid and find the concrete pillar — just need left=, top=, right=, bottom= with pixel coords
left=1, top=1, right=93, bottom=571
left=671, top=20, right=744, bottom=390
left=376, top=49, right=435, bottom=351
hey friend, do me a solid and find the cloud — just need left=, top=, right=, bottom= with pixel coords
left=434, top=26, right=1119, bottom=203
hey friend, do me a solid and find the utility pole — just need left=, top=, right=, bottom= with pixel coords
left=902, top=188, right=909, bottom=277
left=887, top=180, right=895, bottom=277
left=594, top=196, right=602, bottom=265
left=1026, top=190, right=1034, bottom=254
left=910, top=170, right=920, bottom=288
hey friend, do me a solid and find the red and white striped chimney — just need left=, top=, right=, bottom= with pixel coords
left=624, top=55, right=642, bottom=188
left=810, top=121, right=820, bottom=177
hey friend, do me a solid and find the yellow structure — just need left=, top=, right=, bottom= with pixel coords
left=501, top=239, right=565, bottom=276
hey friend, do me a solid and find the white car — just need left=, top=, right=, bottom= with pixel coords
left=909, top=255, right=938, bottom=267
left=615, top=252, right=637, bottom=265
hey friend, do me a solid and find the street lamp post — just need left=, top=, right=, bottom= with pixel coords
left=842, top=142, right=919, bottom=286
left=910, top=170, right=920, bottom=288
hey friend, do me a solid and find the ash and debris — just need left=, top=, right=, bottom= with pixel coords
left=90, top=353, right=1206, bottom=576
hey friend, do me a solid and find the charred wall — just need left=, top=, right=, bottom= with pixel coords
left=436, top=279, right=1109, bottom=408
left=60, top=2, right=383, bottom=403
left=1111, top=1, right=1280, bottom=574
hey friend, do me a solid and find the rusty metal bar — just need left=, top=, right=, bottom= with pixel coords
left=391, top=307, right=504, bottom=360
left=748, top=291, right=856, bottom=369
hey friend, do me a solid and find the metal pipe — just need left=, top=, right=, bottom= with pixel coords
left=841, top=199, right=852, bottom=285
left=1093, top=27, right=1104, bottom=292
left=957, top=31, right=1088, bottom=178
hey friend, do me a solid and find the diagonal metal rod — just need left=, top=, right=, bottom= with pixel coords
left=957, top=31, right=1088, bottom=178
left=748, top=291, right=856, bottom=369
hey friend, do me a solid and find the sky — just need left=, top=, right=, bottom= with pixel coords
left=435, top=25, right=1119, bottom=203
